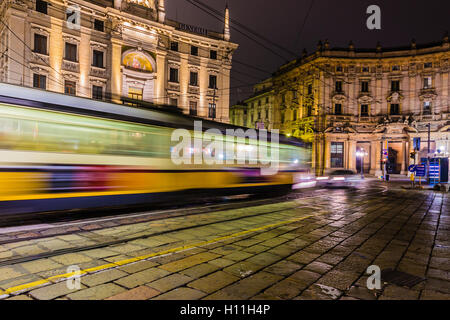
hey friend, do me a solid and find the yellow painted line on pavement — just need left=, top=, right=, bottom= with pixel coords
left=0, top=212, right=317, bottom=298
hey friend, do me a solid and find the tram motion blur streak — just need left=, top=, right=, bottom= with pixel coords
left=0, top=83, right=312, bottom=216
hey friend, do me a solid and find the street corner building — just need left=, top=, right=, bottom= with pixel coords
left=0, top=0, right=238, bottom=122
left=231, top=37, right=450, bottom=177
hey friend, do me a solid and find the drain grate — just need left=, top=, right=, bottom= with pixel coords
left=381, top=268, right=426, bottom=288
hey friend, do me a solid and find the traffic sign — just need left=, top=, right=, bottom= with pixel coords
left=408, top=165, right=417, bottom=173
left=415, top=165, right=426, bottom=177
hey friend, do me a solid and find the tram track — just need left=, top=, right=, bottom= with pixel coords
left=0, top=188, right=324, bottom=242
left=0, top=184, right=387, bottom=267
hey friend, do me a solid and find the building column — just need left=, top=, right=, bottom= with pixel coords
left=311, top=139, right=317, bottom=174
left=7, top=8, right=26, bottom=85
left=155, top=50, right=167, bottom=105
left=400, top=140, right=407, bottom=175
left=78, top=29, right=91, bottom=98
left=49, top=19, right=63, bottom=93
left=110, top=38, right=122, bottom=103
left=370, top=140, right=377, bottom=175
left=348, top=140, right=356, bottom=172
left=220, top=64, right=232, bottom=123
left=324, top=138, right=331, bottom=173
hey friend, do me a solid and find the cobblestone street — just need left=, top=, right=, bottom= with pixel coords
left=0, top=180, right=448, bottom=300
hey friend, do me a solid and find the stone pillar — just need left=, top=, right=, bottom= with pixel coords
left=158, top=0, right=166, bottom=23
left=79, top=30, right=91, bottom=98
left=155, top=50, right=167, bottom=105
left=110, top=38, right=122, bottom=103
left=7, top=9, right=26, bottom=85
left=311, top=138, right=317, bottom=174
left=400, top=140, right=407, bottom=175
left=324, top=138, right=331, bottom=173
left=370, top=140, right=377, bottom=174
left=180, top=53, right=189, bottom=114
left=48, top=19, right=64, bottom=93
left=348, top=140, right=356, bottom=171
left=220, top=64, right=232, bottom=123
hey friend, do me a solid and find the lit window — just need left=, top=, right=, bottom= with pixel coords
left=64, top=80, right=76, bottom=96
left=423, top=76, right=432, bottom=89
left=423, top=101, right=431, bottom=114
left=331, top=142, right=344, bottom=168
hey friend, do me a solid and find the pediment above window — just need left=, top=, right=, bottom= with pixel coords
left=386, top=91, right=404, bottom=103
left=331, top=93, right=347, bottom=103
left=358, top=94, right=373, bottom=104
left=419, top=89, right=437, bottom=101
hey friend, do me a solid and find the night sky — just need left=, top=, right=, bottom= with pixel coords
left=166, top=0, right=450, bottom=105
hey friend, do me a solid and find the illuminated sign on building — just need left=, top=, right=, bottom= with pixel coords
left=177, top=23, right=208, bottom=36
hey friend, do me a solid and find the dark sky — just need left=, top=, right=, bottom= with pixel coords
left=166, top=0, right=450, bottom=105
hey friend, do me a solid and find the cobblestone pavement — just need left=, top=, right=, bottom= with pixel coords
left=0, top=180, right=448, bottom=300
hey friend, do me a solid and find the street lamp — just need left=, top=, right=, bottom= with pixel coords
left=356, top=148, right=368, bottom=179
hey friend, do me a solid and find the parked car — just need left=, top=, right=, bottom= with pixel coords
left=315, top=170, right=361, bottom=188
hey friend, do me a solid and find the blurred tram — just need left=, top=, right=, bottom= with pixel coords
left=0, top=83, right=311, bottom=215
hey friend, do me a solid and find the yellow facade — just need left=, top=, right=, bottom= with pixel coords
left=0, top=0, right=238, bottom=123
left=232, top=38, right=450, bottom=176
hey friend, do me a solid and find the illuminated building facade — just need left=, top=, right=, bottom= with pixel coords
left=0, top=0, right=238, bottom=122
left=232, top=37, right=450, bottom=176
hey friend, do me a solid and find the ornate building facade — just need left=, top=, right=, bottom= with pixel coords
left=231, top=37, right=450, bottom=176
left=0, top=0, right=238, bottom=122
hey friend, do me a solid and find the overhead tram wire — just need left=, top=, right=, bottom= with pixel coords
left=1, top=11, right=268, bottom=105
left=1, top=36, right=258, bottom=106
left=183, top=0, right=291, bottom=62
left=2, top=2, right=275, bottom=107
left=184, top=1, right=446, bottom=117
left=187, top=0, right=298, bottom=59
left=26, top=1, right=273, bottom=79
left=293, top=0, right=315, bottom=52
